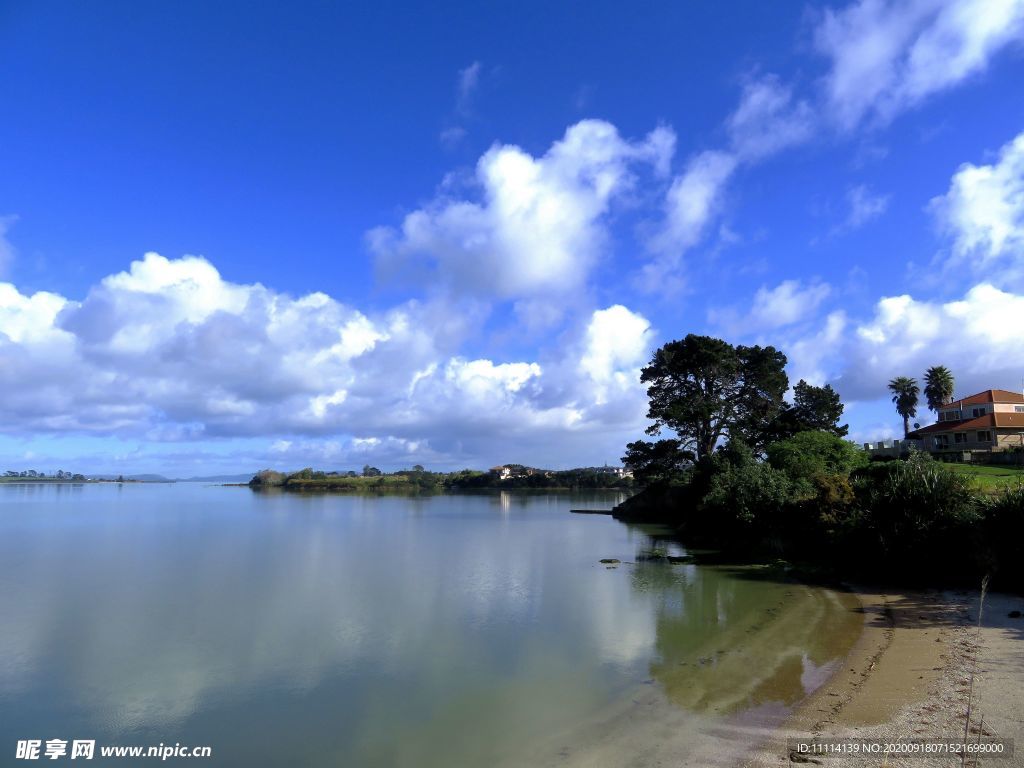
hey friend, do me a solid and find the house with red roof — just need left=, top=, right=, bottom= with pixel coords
left=907, top=389, right=1024, bottom=459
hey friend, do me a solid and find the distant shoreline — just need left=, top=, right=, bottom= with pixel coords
left=0, top=478, right=171, bottom=485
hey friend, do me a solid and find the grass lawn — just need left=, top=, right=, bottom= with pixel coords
left=943, top=462, right=1024, bottom=491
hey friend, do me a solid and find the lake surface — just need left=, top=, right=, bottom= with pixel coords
left=0, top=484, right=862, bottom=767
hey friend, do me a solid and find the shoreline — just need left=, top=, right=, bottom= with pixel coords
left=743, top=586, right=1024, bottom=767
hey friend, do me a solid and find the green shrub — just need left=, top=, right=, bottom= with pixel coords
left=250, top=469, right=286, bottom=487
left=852, top=450, right=980, bottom=570
left=978, top=483, right=1024, bottom=590
left=766, top=430, right=867, bottom=490
left=701, top=459, right=794, bottom=529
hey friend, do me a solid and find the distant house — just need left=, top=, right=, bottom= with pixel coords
left=593, top=464, right=634, bottom=479
left=489, top=465, right=512, bottom=480
left=907, top=389, right=1024, bottom=460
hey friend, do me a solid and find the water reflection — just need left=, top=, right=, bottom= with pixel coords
left=0, top=485, right=856, bottom=768
left=631, top=553, right=862, bottom=715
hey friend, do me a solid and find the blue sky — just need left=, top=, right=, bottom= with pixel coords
left=2, top=0, right=1024, bottom=476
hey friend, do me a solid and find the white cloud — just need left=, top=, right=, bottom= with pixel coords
left=752, top=280, right=832, bottom=328
left=815, top=0, right=1024, bottom=130
left=820, top=282, right=1024, bottom=401
left=0, top=283, right=69, bottom=345
left=708, top=279, right=833, bottom=339
left=659, top=151, right=737, bottom=253
left=727, top=75, right=816, bottom=161
left=579, top=305, right=654, bottom=405
left=372, top=119, right=676, bottom=300
left=457, top=61, right=482, bottom=115
left=0, top=253, right=656, bottom=469
left=845, top=184, right=890, bottom=229
left=930, top=130, right=1024, bottom=281
left=785, top=311, right=847, bottom=386
left=639, top=150, right=737, bottom=293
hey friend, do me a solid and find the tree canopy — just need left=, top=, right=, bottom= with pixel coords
left=622, top=439, right=691, bottom=485
left=887, top=376, right=920, bottom=438
left=777, top=380, right=849, bottom=437
left=923, top=366, right=955, bottom=412
left=640, top=334, right=789, bottom=461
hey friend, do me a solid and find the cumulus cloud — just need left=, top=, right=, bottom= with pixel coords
left=640, top=73, right=814, bottom=292
left=372, top=119, right=676, bottom=300
left=784, top=311, right=848, bottom=387
left=579, top=305, right=654, bottom=406
left=930, top=130, right=1024, bottom=282
left=639, top=150, right=737, bottom=292
left=815, top=0, right=1024, bottom=130
left=823, top=283, right=1024, bottom=401
left=751, top=280, right=831, bottom=328
left=0, top=253, right=655, bottom=469
left=725, top=280, right=832, bottom=332
left=727, top=74, right=816, bottom=161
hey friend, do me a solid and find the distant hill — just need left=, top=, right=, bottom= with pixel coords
left=176, top=473, right=254, bottom=483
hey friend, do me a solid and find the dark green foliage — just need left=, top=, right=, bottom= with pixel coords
left=776, top=380, right=849, bottom=437
left=362, top=465, right=383, bottom=477
left=923, top=365, right=955, bottom=413
left=701, top=444, right=793, bottom=530
left=844, top=451, right=980, bottom=578
left=977, top=484, right=1024, bottom=590
left=617, top=333, right=1015, bottom=586
left=887, top=376, right=920, bottom=438
left=641, top=334, right=788, bottom=461
left=766, top=431, right=867, bottom=491
left=622, top=439, right=691, bottom=486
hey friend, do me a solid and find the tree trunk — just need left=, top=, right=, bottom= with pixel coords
left=903, top=415, right=910, bottom=438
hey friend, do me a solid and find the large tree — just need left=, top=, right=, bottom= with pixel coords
left=777, top=379, right=849, bottom=437
left=640, top=334, right=789, bottom=462
left=888, top=376, right=920, bottom=438
left=923, top=366, right=955, bottom=413
left=621, top=439, right=691, bottom=485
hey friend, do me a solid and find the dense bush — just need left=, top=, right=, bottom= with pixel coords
left=250, top=469, right=287, bottom=487
left=851, top=452, right=978, bottom=545
left=615, top=441, right=1013, bottom=585
left=978, top=484, right=1024, bottom=590
left=839, top=451, right=981, bottom=580
left=766, top=431, right=867, bottom=492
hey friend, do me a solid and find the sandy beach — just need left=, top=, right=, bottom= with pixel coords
left=744, top=587, right=1024, bottom=768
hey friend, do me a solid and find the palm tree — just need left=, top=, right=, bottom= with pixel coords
left=888, top=376, right=920, bottom=438
left=923, top=365, right=955, bottom=412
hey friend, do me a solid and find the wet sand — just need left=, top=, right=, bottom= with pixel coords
left=507, top=568, right=865, bottom=767
left=744, top=588, right=1024, bottom=768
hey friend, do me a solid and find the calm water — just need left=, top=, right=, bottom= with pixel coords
left=0, top=484, right=862, bottom=767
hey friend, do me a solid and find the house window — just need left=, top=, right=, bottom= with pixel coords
left=972, top=407, right=986, bottom=417
left=1016, top=406, right=1024, bottom=413
left=954, top=432, right=967, bottom=443
left=934, top=435, right=950, bottom=448
left=977, top=431, right=992, bottom=443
